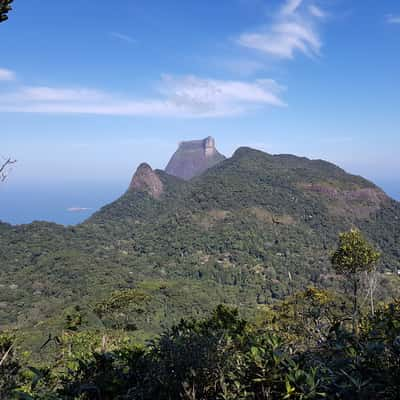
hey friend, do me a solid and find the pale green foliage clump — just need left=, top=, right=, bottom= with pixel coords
left=331, top=228, right=380, bottom=276
left=332, top=228, right=381, bottom=331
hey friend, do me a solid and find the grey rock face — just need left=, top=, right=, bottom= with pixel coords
left=129, top=163, right=164, bottom=199
left=165, top=136, right=225, bottom=180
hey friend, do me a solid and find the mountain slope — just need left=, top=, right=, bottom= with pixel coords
left=0, top=147, right=399, bottom=339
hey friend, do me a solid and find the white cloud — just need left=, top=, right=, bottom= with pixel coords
left=0, top=68, right=16, bottom=81
left=110, top=32, right=136, bottom=43
left=0, top=75, right=286, bottom=118
left=237, top=0, right=325, bottom=59
left=386, top=14, right=400, bottom=24
left=239, top=22, right=321, bottom=59
left=161, top=75, right=286, bottom=113
left=308, top=5, right=325, bottom=18
left=281, top=0, right=303, bottom=16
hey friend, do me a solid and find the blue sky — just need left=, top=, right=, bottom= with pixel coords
left=1, top=0, right=399, bottom=224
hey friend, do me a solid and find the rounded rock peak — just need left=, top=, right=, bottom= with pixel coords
left=136, top=162, right=153, bottom=172
left=129, top=162, right=164, bottom=199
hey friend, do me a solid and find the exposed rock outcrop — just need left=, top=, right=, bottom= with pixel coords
left=129, top=163, right=164, bottom=199
left=165, top=136, right=225, bottom=180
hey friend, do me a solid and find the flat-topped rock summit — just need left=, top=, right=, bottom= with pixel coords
left=165, top=136, right=225, bottom=180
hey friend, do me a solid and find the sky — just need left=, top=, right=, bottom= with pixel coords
left=0, top=0, right=399, bottom=225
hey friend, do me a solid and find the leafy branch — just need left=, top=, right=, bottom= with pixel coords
left=0, top=0, right=13, bottom=23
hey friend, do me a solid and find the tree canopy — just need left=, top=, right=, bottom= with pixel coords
left=332, top=228, right=381, bottom=332
left=331, top=228, right=380, bottom=276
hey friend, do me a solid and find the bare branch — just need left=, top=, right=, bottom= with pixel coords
left=0, top=157, right=17, bottom=182
left=0, top=343, right=14, bottom=367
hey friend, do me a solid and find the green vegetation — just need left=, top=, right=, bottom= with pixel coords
left=0, top=333, right=22, bottom=398
left=332, top=229, right=381, bottom=332
left=0, top=0, right=13, bottom=23
left=0, top=147, right=399, bottom=398
left=1, top=148, right=399, bottom=340
left=2, top=292, right=400, bottom=399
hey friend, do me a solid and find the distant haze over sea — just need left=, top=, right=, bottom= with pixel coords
left=0, top=181, right=127, bottom=226
left=1, top=179, right=399, bottom=226
left=379, top=181, right=400, bottom=202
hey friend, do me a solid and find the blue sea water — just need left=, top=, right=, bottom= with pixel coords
left=377, top=181, right=400, bottom=203
left=0, top=181, right=127, bottom=226
left=0, top=180, right=399, bottom=226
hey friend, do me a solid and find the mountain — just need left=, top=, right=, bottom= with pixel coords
left=129, top=163, right=164, bottom=199
left=0, top=146, right=399, bottom=343
left=165, top=136, right=226, bottom=180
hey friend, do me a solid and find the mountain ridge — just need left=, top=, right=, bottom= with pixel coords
left=0, top=144, right=399, bottom=339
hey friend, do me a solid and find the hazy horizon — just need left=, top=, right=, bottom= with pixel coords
left=1, top=143, right=399, bottom=226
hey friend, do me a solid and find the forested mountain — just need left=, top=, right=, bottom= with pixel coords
left=0, top=145, right=399, bottom=342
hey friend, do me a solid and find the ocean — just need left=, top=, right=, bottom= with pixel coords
left=0, top=181, right=127, bottom=226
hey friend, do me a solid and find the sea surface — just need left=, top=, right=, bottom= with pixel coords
left=0, top=181, right=127, bottom=226
left=378, top=181, right=400, bottom=202
left=0, top=180, right=399, bottom=226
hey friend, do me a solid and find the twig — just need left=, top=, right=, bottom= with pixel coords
left=0, top=157, right=17, bottom=182
left=0, top=343, right=14, bottom=367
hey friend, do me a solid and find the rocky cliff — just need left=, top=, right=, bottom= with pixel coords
left=165, top=136, right=225, bottom=180
left=129, top=163, right=164, bottom=198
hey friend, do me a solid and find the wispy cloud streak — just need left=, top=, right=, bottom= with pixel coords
left=237, top=0, right=326, bottom=59
left=0, top=75, right=286, bottom=118
left=386, top=14, right=400, bottom=24
left=0, top=68, right=16, bottom=81
left=110, top=32, right=136, bottom=43
left=281, top=0, right=303, bottom=16
left=308, top=5, right=325, bottom=18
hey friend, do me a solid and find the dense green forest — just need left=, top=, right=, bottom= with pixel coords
left=2, top=273, right=400, bottom=398
left=1, top=148, right=399, bottom=337
left=1, top=147, right=400, bottom=398
left=1, top=227, right=399, bottom=399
